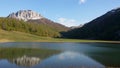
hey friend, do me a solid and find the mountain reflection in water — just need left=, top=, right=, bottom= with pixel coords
left=12, top=55, right=40, bottom=67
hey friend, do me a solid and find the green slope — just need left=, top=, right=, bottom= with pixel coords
left=0, top=29, right=120, bottom=43
left=0, top=29, right=80, bottom=42
left=0, top=29, right=54, bottom=42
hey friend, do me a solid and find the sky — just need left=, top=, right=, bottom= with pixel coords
left=0, top=0, right=120, bottom=27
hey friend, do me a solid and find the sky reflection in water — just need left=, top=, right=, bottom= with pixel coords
left=33, top=51, right=105, bottom=68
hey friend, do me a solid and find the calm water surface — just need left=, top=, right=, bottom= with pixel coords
left=0, top=42, right=120, bottom=68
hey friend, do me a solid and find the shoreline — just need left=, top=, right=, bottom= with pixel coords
left=0, top=39, right=120, bottom=44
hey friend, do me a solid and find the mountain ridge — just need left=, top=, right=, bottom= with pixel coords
left=62, top=8, right=120, bottom=40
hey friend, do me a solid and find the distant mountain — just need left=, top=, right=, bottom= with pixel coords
left=8, top=10, right=43, bottom=21
left=8, top=10, right=69, bottom=31
left=63, top=8, right=120, bottom=40
left=0, top=10, right=70, bottom=37
left=70, top=24, right=83, bottom=29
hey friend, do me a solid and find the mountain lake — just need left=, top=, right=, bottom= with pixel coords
left=0, top=42, right=120, bottom=68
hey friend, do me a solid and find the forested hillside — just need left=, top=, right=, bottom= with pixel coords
left=0, top=17, right=61, bottom=37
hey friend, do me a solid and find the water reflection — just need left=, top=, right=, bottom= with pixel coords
left=33, top=51, right=105, bottom=68
left=0, top=42, right=120, bottom=67
left=0, top=48, right=60, bottom=68
left=0, top=48, right=105, bottom=68
left=12, top=55, right=40, bottom=67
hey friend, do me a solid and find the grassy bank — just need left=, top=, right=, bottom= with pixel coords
left=0, top=30, right=120, bottom=43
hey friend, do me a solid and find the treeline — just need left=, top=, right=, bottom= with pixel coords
left=0, top=17, right=60, bottom=37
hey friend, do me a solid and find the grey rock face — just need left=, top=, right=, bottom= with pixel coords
left=8, top=10, right=43, bottom=21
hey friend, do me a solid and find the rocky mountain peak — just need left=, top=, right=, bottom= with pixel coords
left=8, top=10, right=43, bottom=21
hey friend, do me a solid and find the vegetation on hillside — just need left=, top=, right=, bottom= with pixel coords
left=0, top=17, right=61, bottom=37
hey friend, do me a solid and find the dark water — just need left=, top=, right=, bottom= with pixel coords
left=0, top=42, right=120, bottom=68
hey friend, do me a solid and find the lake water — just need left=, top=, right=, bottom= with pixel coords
left=0, top=42, right=120, bottom=68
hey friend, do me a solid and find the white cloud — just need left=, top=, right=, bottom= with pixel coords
left=79, top=0, right=86, bottom=4
left=57, top=17, right=79, bottom=27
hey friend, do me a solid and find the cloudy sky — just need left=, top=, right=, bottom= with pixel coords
left=0, top=0, right=120, bottom=27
